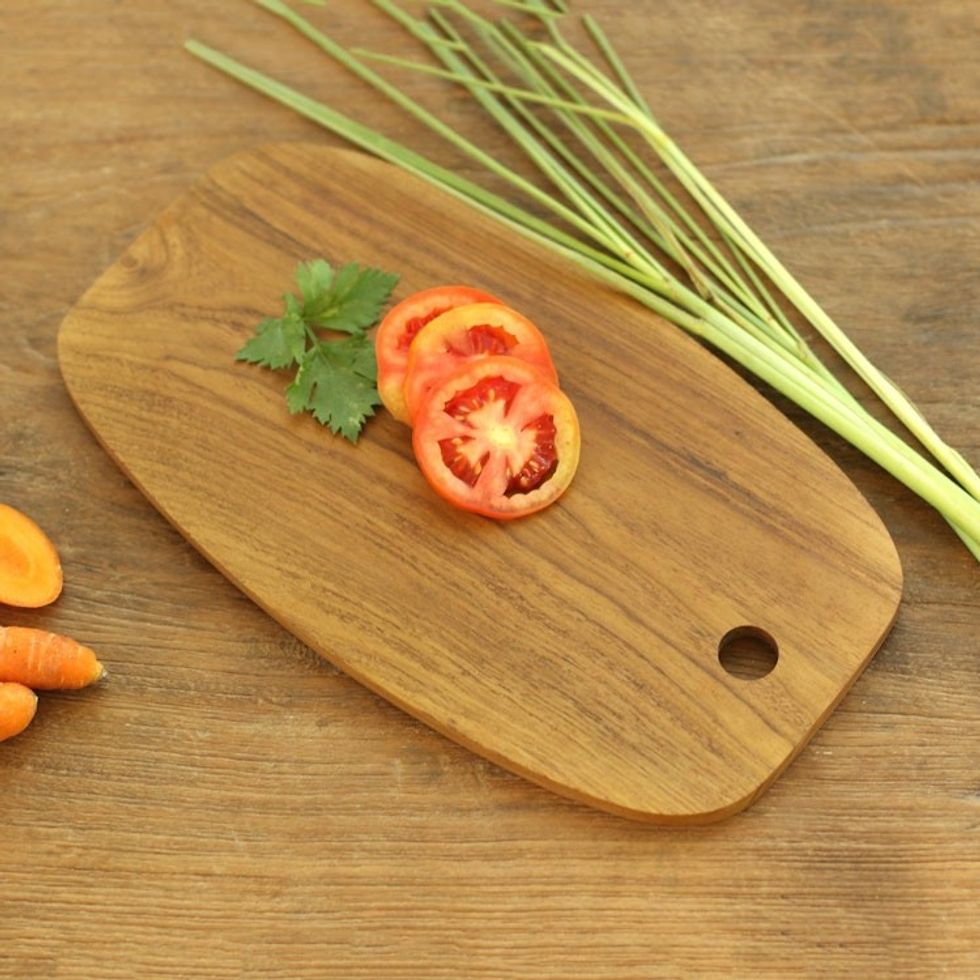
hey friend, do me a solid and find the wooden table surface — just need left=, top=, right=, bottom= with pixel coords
left=2, top=1, right=977, bottom=976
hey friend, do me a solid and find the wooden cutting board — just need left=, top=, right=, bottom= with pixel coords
left=57, top=143, right=902, bottom=823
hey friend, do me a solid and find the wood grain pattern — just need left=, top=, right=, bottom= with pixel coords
left=58, top=143, right=902, bottom=823
left=1, top=0, right=977, bottom=975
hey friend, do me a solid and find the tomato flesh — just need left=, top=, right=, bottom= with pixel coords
left=375, top=286, right=502, bottom=424
left=412, top=357, right=579, bottom=520
left=404, top=303, right=557, bottom=422
left=445, top=323, right=517, bottom=357
left=504, top=414, right=558, bottom=496
left=399, top=308, right=449, bottom=352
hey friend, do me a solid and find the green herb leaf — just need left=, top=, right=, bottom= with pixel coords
left=295, top=259, right=334, bottom=316
left=306, top=262, right=401, bottom=333
left=236, top=257, right=398, bottom=443
left=235, top=313, right=306, bottom=369
left=333, top=332, right=379, bottom=382
left=286, top=345, right=381, bottom=442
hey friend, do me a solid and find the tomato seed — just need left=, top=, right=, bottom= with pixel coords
left=505, top=414, right=558, bottom=496
left=399, top=306, right=451, bottom=351
left=438, top=437, right=489, bottom=488
left=446, top=324, right=518, bottom=357
left=442, top=375, right=521, bottom=421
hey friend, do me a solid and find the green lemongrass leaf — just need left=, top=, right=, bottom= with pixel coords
left=558, top=241, right=980, bottom=544
left=481, top=0, right=561, bottom=16
left=720, top=228, right=801, bottom=343
left=538, top=26, right=980, bottom=518
left=364, top=3, right=670, bottom=273
left=581, top=14, right=654, bottom=119
left=502, top=196, right=980, bottom=544
left=465, top=16, right=683, bottom=264
left=351, top=48, right=632, bottom=124
left=532, top=21, right=845, bottom=385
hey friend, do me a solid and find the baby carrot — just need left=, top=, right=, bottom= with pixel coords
left=0, top=503, right=63, bottom=608
left=0, top=682, right=38, bottom=741
left=0, top=626, right=105, bottom=690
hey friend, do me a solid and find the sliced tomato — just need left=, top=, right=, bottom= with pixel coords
left=403, top=303, right=558, bottom=423
left=412, top=356, right=580, bottom=520
left=375, top=285, right=503, bottom=424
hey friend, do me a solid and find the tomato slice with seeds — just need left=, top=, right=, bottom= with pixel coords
left=375, top=285, right=503, bottom=424
left=404, top=303, right=558, bottom=423
left=412, top=356, right=580, bottom=520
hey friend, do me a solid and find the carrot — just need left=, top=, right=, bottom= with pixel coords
left=0, top=503, right=63, bottom=608
left=0, top=682, right=38, bottom=741
left=0, top=626, right=105, bottom=690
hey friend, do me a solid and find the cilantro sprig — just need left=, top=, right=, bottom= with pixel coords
left=237, top=259, right=399, bottom=442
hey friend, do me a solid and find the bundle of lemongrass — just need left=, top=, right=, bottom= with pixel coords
left=186, top=0, right=980, bottom=561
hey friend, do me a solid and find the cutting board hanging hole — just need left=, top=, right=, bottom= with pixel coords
left=718, top=626, right=779, bottom=680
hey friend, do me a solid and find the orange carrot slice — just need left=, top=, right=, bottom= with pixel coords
left=0, top=503, right=63, bottom=608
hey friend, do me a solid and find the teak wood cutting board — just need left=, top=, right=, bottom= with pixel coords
left=58, top=144, right=903, bottom=823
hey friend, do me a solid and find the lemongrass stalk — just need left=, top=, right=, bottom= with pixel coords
left=352, top=47, right=630, bottom=123
left=361, top=34, right=840, bottom=369
left=536, top=247, right=980, bottom=556
left=476, top=0, right=561, bottom=16
left=579, top=14, right=655, bottom=121
left=449, top=12, right=717, bottom=296
left=374, top=2, right=695, bottom=284
left=511, top=208, right=980, bottom=544
left=434, top=0, right=689, bottom=281
left=538, top=37, right=980, bottom=503
left=358, top=34, right=980, bottom=540
left=719, top=226, right=804, bottom=345
left=577, top=11, right=927, bottom=401
left=542, top=36, right=980, bottom=494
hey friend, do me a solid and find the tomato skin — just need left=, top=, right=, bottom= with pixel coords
left=404, top=303, right=558, bottom=423
left=412, top=356, right=580, bottom=520
left=375, top=286, right=503, bottom=424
